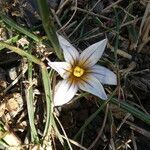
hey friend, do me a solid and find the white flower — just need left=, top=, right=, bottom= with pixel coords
left=48, top=35, right=117, bottom=106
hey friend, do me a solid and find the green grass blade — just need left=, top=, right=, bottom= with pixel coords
left=125, top=3, right=138, bottom=43
left=0, top=42, right=43, bottom=66
left=0, top=13, right=40, bottom=42
left=36, top=0, right=63, bottom=60
left=52, top=116, right=64, bottom=146
left=0, top=35, right=19, bottom=50
left=26, top=56, right=39, bottom=143
left=111, top=98, right=150, bottom=125
left=41, top=67, right=52, bottom=137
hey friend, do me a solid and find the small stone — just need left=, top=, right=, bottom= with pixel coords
left=8, top=67, right=17, bottom=81
left=4, top=93, right=23, bottom=118
left=0, top=28, right=7, bottom=41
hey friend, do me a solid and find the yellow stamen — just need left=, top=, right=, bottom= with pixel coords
left=73, top=66, right=84, bottom=77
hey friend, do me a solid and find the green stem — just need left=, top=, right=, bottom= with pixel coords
left=26, top=58, right=39, bottom=143
left=0, top=42, right=43, bottom=66
left=36, top=0, right=63, bottom=60
left=41, top=67, right=52, bottom=137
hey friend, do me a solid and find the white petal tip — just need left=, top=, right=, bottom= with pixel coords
left=113, top=79, right=117, bottom=85
left=111, top=73, right=117, bottom=85
left=100, top=96, right=108, bottom=100
left=98, top=93, right=108, bottom=100
left=107, top=73, right=117, bottom=85
left=103, top=38, right=108, bottom=42
left=99, top=38, right=108, bottom=46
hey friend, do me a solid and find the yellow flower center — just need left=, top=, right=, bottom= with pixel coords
left=73, top=66, right=84, bottom=77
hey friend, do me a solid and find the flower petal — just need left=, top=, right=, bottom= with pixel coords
left=79, top=39, right=107, bottom=67
left=54, top=79, right=78, bottom=106
left=89, top=65, right=117, bottom=85
left=78, top=75, right=108, bottom=100
left=48, top=62, right=71, bottom=79
left=57, top=34, right=79, bottom=64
